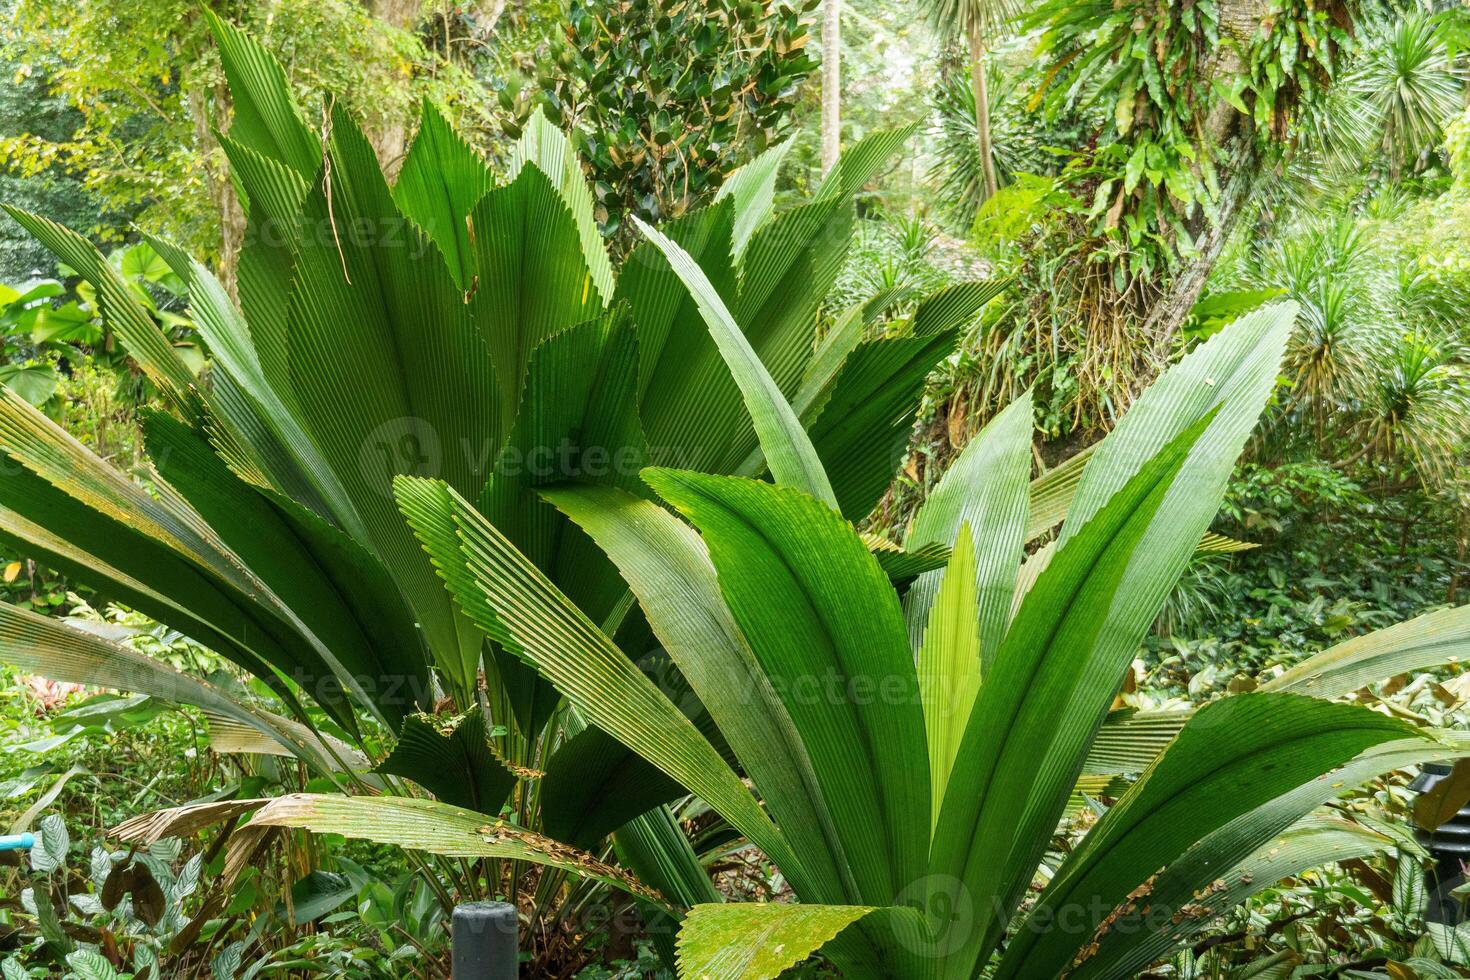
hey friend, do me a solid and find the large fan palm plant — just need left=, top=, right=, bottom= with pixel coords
left=129, top=287, right=1470, bottom=978
left=9, top=16, right=1470, bottom=980
left=378, top=295, right=1470, bottom=979
left=0, top=11, right=999, bottom=936
left=166, top=288, right=1470, bottom=976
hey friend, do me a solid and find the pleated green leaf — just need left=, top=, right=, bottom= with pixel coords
left=807, top=329, right=960, bottom=519
left=620, top=201, right=749, bottom=473
left=393, top=99, right=494, bottom=291
left=1056, top=302, right=1296, bottom=549
left=280, top=107, right=501, bottom=693
left=0, top=457, right=332, bottom=719
left=1028, top=447, right=1255, bottom=557
left=543, top=483, right=855, bottom=902
left=789, top=300, right=870, bottom=425
left=724, top=128, right=912, bottom=435
left=645, top=469, right=927, bottom=905
left=536, top=657, right=738, bottom=855
left=904, top=391, right=1033, bottom=664
left=183, top=794, right=669, bottom=908
left=1026, top=444, right=1092, bottom=541
left=0, top=389, right=208, bottom=565
left=1068, top=814, right=1395, bottom=980
left=1264, top=604, right=1470, bottom=700
left=941, top=305, right=1293, bottom=976
left=218, top=134, right=310, bottom=405
left=144, top=412, right=400, bottom=730
left=204, top=10, right=319, bottom=177
left=714, top=136, right=794, bottom=260
left=376, top=711, right=514, bottom=816
left=1084, top=708, right=1193, bottom=775
left=732, top=196, right=852, bottom=418
left=929, top=415, right=1213, bottom=976
left=161, top=245, right=361, bottom=535
left=475, top=312, right=647, bottom=735
left=254, top=483, right=431, bottom=714
left=999, top=693, right=1426, bottom=979
left=814, top=124, right=918, bottom=203
left=0, top=390, right=320, bottom=648
left=477, top=313, right=644, bottom=617
left=217, top=130, right=311, bottom=230
left=677, top=904, right=879, bottom=980
left=540, top=722, right=689, bottom=849
left=392, top=476, right=812, bottom=894
left=0, top=601, right=342, bottom=775
left=865, top=536, right=950, bottom=585
left=1071, top=731, right=1470, bottom=980
left=143, top=235, right=324, bottom=514
left=909, top=278, right=1007, bottom=337
left=468, top=163, right=602, bottom=436
left=784, top=287, right=911, bottom=434
left=633, top=217, right=836, bottom=508
left=509, top=108, right=614, bottom=304
left=614, top=806, right=721, bottom=911
left=2, top=207, right=200, bottom=418
left=917, top=529, right=980, bottom=827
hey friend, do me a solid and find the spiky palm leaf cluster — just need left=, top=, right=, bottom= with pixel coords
left=927, top=61, right=1056, bottom=226
left=1216, top=204, right=1470, bottom=486
left=1359, top=332, right=1470, bottom=481
left=0, top=12, right=1003, bottom=961
left=1348, top=12, right=1467, bottom=177
left=1288, top=10, right=1465, bottom=194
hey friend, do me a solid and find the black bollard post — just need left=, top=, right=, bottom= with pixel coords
left=452, top=901, right=519, bottom=979
left=1410, top=763, right=1470, bottom=924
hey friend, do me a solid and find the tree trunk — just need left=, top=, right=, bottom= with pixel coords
left=369, top=0, right=424, bottom=177
left=1449, top=511, right=1469, bottom=604
left=1139, top=147, right=1256, bottom=344
left=968, top=21, right=998, bottom=203
left=1138, top=0, right=1272, bottom=341
left=821, top=0, right=841, bottom=174
left=192, top=81, right=246, bottom=300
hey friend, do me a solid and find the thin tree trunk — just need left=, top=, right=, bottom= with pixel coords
left=821, top=0, right=841, bottom=174
left=369, top=0, right=423, bottom=177
left=1138, top=0, right=1271, bottom=342
left=1449, top=512, right=1469, bottom=604
left=968, top=21, right=998, bottom=202
left=1139, top=149, right=1256, bottom=344
left=192, top=81, right=246, bottom=300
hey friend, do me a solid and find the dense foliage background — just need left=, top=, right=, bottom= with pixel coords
left=1, top=0, right=1469, bottom=976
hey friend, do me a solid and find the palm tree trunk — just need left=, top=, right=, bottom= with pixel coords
left=968, top=21, right=998, bottom=202
left=821, top=0, right=842, bottom=174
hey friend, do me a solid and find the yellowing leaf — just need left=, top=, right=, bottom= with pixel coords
left=676, top=904, right=877, bottom=980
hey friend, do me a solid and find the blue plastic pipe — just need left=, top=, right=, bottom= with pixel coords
left=0, top=833, right=35, bottom=851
